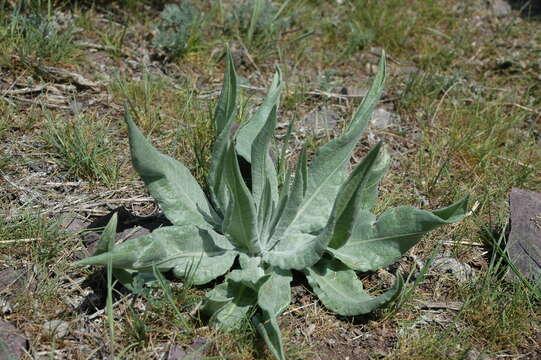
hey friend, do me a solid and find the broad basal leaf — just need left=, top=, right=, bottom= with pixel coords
left=285, top=55, right=386, bottom=235
left=251, top=105, right=279, bottom=210
left=202, top=280, right=257, bottom=330
left=125, top=110, right=212, bottom=228
left=208, top=51, right=238, bottom=213
left=265, top=144, right=382, bottom=270
left=305, top=257, right=402, bottom=316
left=235, top=68, right=282, bottom=163
left=234, top=69, right=282, bottom=212
left=326, top=142, right=383, bottom=249
left=253, top=311, right=286, bottom=360
left=356, top=146, right=390, bottom=212
left=257, top=268, right=292, bottom=317
left=76, top=225, right=237, bottom=285
left=267, top=147, right=307, bottom=247
left=223, top=144, right=260, bottom=254
left=328, top=196, right=469, bottom=272
left=229, top=254, right=267, bottom=290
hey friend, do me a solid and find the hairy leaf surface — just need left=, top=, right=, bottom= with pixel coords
left=125, top=111, right=212, bottom=227
left=305, top=257, right=403, bottom=316
left=77, top=225, right=237, bottom=285
left=328, top=197, right=469, bottom=272
left=285, top=56, right=386, bottom=235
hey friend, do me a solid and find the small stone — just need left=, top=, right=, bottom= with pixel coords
left=302, top=107, right=340, bottom=134
left=0, top=297, right=12, bottom=314
left=396, top=66, right=421, bottom=76
left=371, top=108, right=398, bottom=129
left=0, top=320, right=28, bottom=360
left=488, top=0, right=512, bottom=17
left=0, top=267, right=35, bottom=299
left=43, top=320, right=69, bottom=338
left=167, top=344, right=187, bottom=360
left=0, top=268, right=21, bottom=291
left=431, top=257, right=474, bottom=283
left=60, top=214, right=90, bottom=233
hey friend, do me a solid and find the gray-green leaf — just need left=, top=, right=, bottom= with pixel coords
left=285, top=55, right=386, bottom=235
left=208, top=51, right=238, bottom=213
left=125, top=110, right=212, bottom=228
left=253, top=310, right=286, bottom=360
left=265, top=143, right=382, bottom=271
left=328, top=197, right=469, bottom=272
left=223, top=143, right=260, bottom=254
left=202, top=281, right=256, bottom=329
left=305, top=257, right=402, bottom=316
left=76, top=225, right=237, bottom=285
left=257, top=268, right=292, bottom=317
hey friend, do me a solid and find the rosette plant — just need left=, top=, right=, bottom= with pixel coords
left=78, top=52, right=468, bottom=359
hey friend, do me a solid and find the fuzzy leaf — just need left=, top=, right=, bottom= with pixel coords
left=76, top=225, right=237, bottom=285
left=267, top=146, right=307, bottom=246
left=356, top=146, right=390, bottom=212
left=223, top=144, right=260, bottom=254
left=305, top=257, right=402, bottom=316
left=326, top=142, right=383, bottom=249
left=328, top=197, right=469, bottom=272
left=235, top=68, right=282, bottom=163
left=251, top=105, right=278, bottom=210
left=265, top=144, right=382, bottom=270
left=253, top=311, right=286, bottom=360
left=209, top=51, right=238, bottom=213
left=214, top=51, right=238, bottom=135
left=125, top=110, right=212, bottom=228
left=258, top=178, right=274, bottom=242
left=257, top=268, right=292, bottom=317
left=94, top=213, right=118, bottom=256
left=285, top=55, right=386, bottom=235
left=203, top=281, right=256, bottom=329
left=229, top=254, right=268, bottom=290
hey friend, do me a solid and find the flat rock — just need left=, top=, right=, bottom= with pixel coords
left=506, top=188, right=541, bottom=282
left=166, top=337, right=208, bottom=360
left=43, top=320, right=69, bottom=338
left=370, top=108, right=399, bottom=129
left=0, top=320, right=28, bottom=360
left=59, top=214, right=90, bottom=233
left=487, top=0, right=512, bottom=17
left=0, top=267, right=35, bottom=301
left=431, top=256, right=474, bottom=283
left=301, top=107, right=340, bottom=134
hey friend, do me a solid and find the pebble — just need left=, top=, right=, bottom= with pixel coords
left=43, top=320, right=69, bottom=339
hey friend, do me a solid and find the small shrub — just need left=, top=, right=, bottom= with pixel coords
left=152, top=3, right=200, bottom=59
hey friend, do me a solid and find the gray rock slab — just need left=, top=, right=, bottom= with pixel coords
left=0, top=320, right=28, bottom=360
left=506, top=188, right=541, bottom=282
